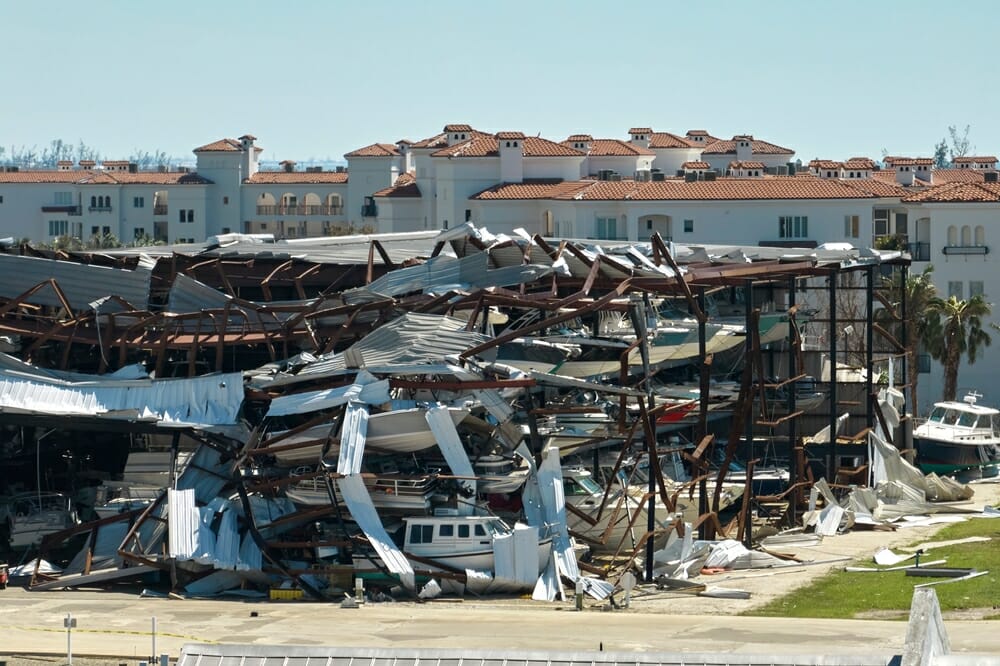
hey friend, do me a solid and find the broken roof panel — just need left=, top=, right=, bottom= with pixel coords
left=0, top=253, right=151, bottom=310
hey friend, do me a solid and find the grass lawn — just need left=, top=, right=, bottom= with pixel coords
left=746, top=517, right=1000, bottom=619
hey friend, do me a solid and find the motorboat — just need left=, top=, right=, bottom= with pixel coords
left=913, top=392, right=1000, bottom=478
left=354, top=514, right=552, bottom=575
left=5, top=492, right=79, bottom=549
left=472, top=454, right=531, bottom=494
left=284, top=467, right=439, bottom=512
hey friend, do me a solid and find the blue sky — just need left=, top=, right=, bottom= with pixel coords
left=3, top=1, right=998, bottom=164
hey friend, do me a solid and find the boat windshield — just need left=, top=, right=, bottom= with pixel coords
left=564, top=474, right=602, bottom=495
left=994, top=415, right=1000, bottom=438
left=927, top=407, right=949, bottom=423
left=957, top=411, right=978, bottom=428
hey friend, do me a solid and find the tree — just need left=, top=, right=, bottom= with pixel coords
left=933, top=138, right=949, bottom=168
left=947, top=124, right=972, bottom=161
left=925, top=294, right=992, bottom=402
left=875, top=265, right=940, bottom=415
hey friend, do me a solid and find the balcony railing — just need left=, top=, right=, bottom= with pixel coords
left=256, top=204, right=344, bottom=216
left=907, top=242, right=931, bottom=261
left=360, top=204, right=378, bottom=218
left=153, top=205, right=169, bottom=215
left=87, top=206, right=113, bottom=212
left=942, top=245, right=989, bottom=256
left=42, top=205, right=81, bottom=215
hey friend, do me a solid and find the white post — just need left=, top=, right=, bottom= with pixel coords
left=64, top=613, right=74, bottom=665
left=151, top=616, right=157, bottom=663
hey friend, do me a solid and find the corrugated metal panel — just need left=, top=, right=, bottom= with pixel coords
left=338, top=474, right=414, bottom=589
left=168, top=488, right=198, bottom=559
left=337, top=401, right=368, bottom=475
left=426, top=405, right=475, bottom=513
left=0, top=253, right=151, bottom=310
left=265, top=373, right=391, bottom=417
left=0, top=368, right=244, bottom=426
left=344, top=253, right=551, bottom=303
left=283, top=313, right=493, bottom=384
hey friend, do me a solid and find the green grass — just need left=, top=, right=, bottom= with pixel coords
left=746, top=517, right=1000, bottom=619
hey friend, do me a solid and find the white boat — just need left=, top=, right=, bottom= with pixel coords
left=266, top=407, right=471, bottom=465
left=354, top=515, right=552, bottom=574
left=913, top=392, right=1000, bottom=478
left=6, top=492, right=79, bottom=548
left=473, top=455, right=531, bottom=494
left=285, top=470, right=439, bottom=512
left=93, top=484, right=160, bottom=519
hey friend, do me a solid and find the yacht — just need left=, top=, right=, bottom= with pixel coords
left=913, top=392, right=1000, bottom=478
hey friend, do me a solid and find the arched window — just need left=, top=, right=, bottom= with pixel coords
left=947, top=225, right=957, bottom=246
left=975, top=225, right=985, bottom=246
left=91, top=196, right=97, bottom=208
left=961, top=225, right=972, bottom=246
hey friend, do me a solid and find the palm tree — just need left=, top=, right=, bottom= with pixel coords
left=875, top=266, right=939, bottom=415
left=925, top=295, right=992, bottom=401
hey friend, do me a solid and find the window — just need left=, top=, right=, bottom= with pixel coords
left=948, top=281, right=963, bottom=299
left=970, top=281, right=985, bottom=298
left=0, top=195, right=4, bottom=204
left=409, top=524, right=433, bottom=544
left=91, top=226, right=99, bottom=236
left=844, top=215, right=860, bottom=238
left=976, top=226, right=985, bottom=246
left=134, top=227, right=144, bottom=239
left=458, top=524, right=470, bottom=538
left=874, top=209, right=889, bottom=237
left=595, top=216, right=617, bottom=240
left=102, top=226, right=110, bottom=235
left=48, top=220, right=68, bottom=236
left=222, top=227, right=230, bottom=234
left=961, top=225, right=971, bottom=246
left=947, top=225, right=957, bottom=246
left=684, top=219, right=694, bottom=233
left=223, top=196, right=229, bottom=205
left=465, top=209, right=471, bottom=222
left=438, top=524, right=454, bottom=537
left=778, top=215, right=808, bottom=238
left=91, top=196, right=97, bottom=208
left=133, top=196, right=144, bottom=208
left=179, top=209, right=194, bottom=223
left=54, top=192, right=73, bottom=205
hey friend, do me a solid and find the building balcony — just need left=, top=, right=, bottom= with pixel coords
left=153, top=205, right=169, bottom=216
left=42, top=205, right=81, bottom=216
left=942, top=245, right=989, bottom=256
left=907, top=242, right=931, bottom=261
left=87, top=206, right=113, bottom=213
left=256, top=205, right=344, bottom=216
left=360, top=204, right=378, bottom=218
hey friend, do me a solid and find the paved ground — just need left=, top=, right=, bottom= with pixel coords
left=1, top=481, right=998, bottom=663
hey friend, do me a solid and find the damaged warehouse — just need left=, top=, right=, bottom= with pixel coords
left=0, top=223, right=981, bottom=603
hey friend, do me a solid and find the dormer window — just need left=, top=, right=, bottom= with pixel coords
left=513, top=141, right=518, bottom=147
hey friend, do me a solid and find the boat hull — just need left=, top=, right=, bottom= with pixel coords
left=914, top=436, right=1000, bottom=475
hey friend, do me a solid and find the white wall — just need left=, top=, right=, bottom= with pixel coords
left=345, top=156, right=399, bottom=228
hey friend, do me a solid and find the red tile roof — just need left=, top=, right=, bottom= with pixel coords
left=245, top=171, right=349, bottom=184
left=496, top=131, right=526, bottom=140
left=843, top=158, right=876, bottom=170
left=729, top=161, right=766, bottom=169
left=473, top=180, right=593, bottom=200
left=0, top=170, right=211, bottom=185
left=432, top=134, right=584, bottom=158
left=560, top=139, right=654, bottom=156
left=373, top=172, right=420, bottom=198
left=193, top=138, right=243, bottom=152
left=56, top=160, right=73, bottom=166
left=702, top=136, right=794, bottom=155
left=410, top=128, right=490, bottom=150
left=953, top=156, right=998, bottom=164
left=472, top=176, right=891, bottom=202
left=928, top=169, right=987, bottom=183
left=682, top=161, right=711, bottom=169
left=903, top=182, right=1000, bottom=203
left=883, top=157, right=933, bottom=166
left=809, top=160, right=843, bottom=170
left=649, top=132, right=698, bottom=149
left=566, top=134, right=593, bottom=142
left=628, top=127, right=653, bottom=135
left=344, top=143, right=400, bottom=158
left=443, top=124, right=473, bottom=132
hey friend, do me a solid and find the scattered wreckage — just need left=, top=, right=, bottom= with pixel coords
left=0, top=223, right=981, bottom=603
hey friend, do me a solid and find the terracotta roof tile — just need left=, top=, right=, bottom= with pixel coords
left=809, top=160, right=843, bottom=170
left=883, top=157, right=933, bottom=166
left=245, top=171, right=348, bottom=184
left=0, top=170, right=211, bottom=185
left=843, top=158, right=876, bottom=170
left=903, top=181, right=1000, bottom=202
left=686, top=130, right=718, bottom=140
left=561, top=139, right=654, bottom=156
left=373, top=172, right=420, bottom=198
left=473, top=180, right=593, bottom=200
left=56, top=160, right=73, bottom=166
left=496, top=131, right=526, bottom=140
left=729, top=161, right=766, bottom=169
left=649, top=132, right=698, bottom=149
left=953, top=156, right=998, bottom=164
left=929, top=169, right=988, bottom=183
left=432, top=134, right=584, bottom=158
left=411, top=127, right=489, bottom=150
left=837, top=177, right=907, bottom=197
left=682, top=161, right=711, bottom=169
left=193, top=138, right=243, bottom=152
left=628, top=127, right=653, bottom=135
left=566, top=134, right=593, bottom=142
left=443, top=124, right=473, bottom=132
left=344, top=143, right=400, bottom=158
left=702, top=137, right=794, bottom=155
